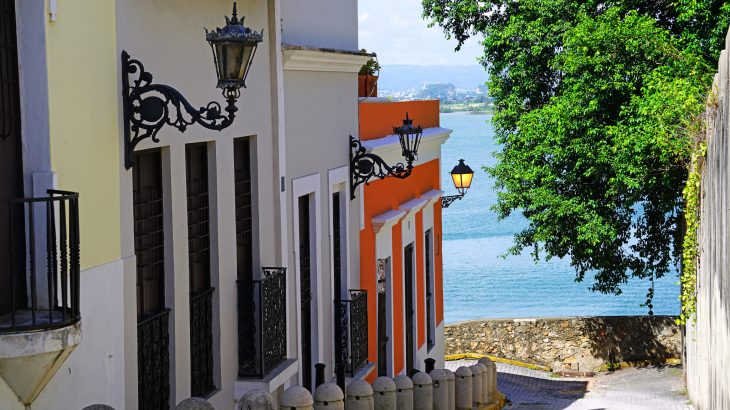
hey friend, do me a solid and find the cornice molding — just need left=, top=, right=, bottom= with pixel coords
left=282, top=48, right=372, bottom=73
left=372, top=209, right=407, bottom=234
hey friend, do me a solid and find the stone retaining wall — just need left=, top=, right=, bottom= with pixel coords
left=445, top=316, right=680, bottom=372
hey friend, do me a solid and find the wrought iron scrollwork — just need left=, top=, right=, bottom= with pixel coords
left=350, top=136, right=413, bottom=199
left=334, top=289, right=369, bottom=376
left=122, top=50, right=239, bottom=169
left=237, top=267, right=287, bottom=378
left=441, top=194, right=464, bottom=208
left=137, top=309, right=171, bottom=410
left=348, top=290, right=369, bottom=373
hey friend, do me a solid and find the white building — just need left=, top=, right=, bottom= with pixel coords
left=0, top=0, right=376, bottom=408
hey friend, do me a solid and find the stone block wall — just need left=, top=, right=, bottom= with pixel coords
left=445, top=316, right=680, bottom=372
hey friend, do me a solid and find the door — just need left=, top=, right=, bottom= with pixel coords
left=0, top=0, right=25, bottom=316
left=377, top=259, right=388, bottom=376
left=234, top=138, right=257, bottom=376
left=185, top=143, right=215, bottom=397
left=134, top=150, right=170, bottom=410
left=298, top=195, right=313, bottom=391
left=404, top=244, right=415, bottom=373
left=332, top=192, right=346, bottom=379
left=425, top=230, right=434, bottom=350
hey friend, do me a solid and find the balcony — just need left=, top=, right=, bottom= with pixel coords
left=336, top=290, right=369, bottom=376
left=237, top=267, right=288, bottom=379
left=0, top=190, right=81, bottom=406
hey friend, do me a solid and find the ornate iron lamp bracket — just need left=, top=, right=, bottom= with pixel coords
left=441, top=194, right=464, bottom=208
left=122, top=50, right=239, bottom=169
left=350, top=136, right=414, bottom=199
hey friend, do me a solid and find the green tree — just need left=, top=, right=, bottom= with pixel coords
left=423, top=0, right=728, bottom=309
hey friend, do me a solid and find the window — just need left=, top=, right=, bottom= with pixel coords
left=425, top=229, right=435, bottom=351
left=185, top=143, right=216, bottom=397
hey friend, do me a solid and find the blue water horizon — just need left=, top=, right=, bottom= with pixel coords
left=440, top=112, right=680, bottom=324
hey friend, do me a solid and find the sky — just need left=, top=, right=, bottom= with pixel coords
left=358, top=0, right=485, bottom=66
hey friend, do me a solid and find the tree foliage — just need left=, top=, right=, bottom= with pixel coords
left=423, top=0, right=728, bottom=305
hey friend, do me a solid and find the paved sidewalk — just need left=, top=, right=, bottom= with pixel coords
left=445, top=359, right=691, bottom=409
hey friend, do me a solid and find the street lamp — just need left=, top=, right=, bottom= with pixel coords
left=350, top=113, right=423, bottom=199
left=441, top=159, right=474, bottom=208
left=121, top=2, right=263, bottom=169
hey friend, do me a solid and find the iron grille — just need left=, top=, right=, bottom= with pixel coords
left=0, top=191, right=81, bottom=333
left=237, top=267, right=287, bottom=378
left=190, top=287, right=215, bottom=396
left=336, top=290, right=369, bottom=375
left=137, top=309, right=171, bottom=410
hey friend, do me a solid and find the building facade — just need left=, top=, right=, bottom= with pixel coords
left=356, top=99, right=450, bottom=380
left=0, top=1, right=451, bottom=409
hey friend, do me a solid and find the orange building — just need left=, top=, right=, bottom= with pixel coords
left=356, top=99, right=451, bottom=379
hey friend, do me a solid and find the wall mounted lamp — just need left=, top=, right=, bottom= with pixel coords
left=121, top=2, right=263, bottom=169
left=441, top=159, right=474, bottom=208
left=350, top=113, right=423, bottom=199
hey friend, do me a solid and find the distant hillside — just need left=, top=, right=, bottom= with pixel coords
left=377, top=65, right=488, bottom=91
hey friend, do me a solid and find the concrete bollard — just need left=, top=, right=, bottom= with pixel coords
left=239, top=390, right=277, bottom=410
left=445, top=369, right=455, bottom=410
left=429, top=369, right=450, bottom=410
left=468, top=364, right=483, bottom=408
left=478, top=357, right=497, bottom=401
left=176, top=398, right=214, bottom=410
left=454, top=367, right=472, bottom=410
left=345, top=379, right=374, bottom=410
left=314, top=382, right=345, bottom=410
left=412, top=372, right=433, bottom=410
left=394, top=375, right=414, bottom=410
left=372, top=376, right=397, bottom=410
left=476, top=363, right=491, bottom=405
left=281, top=386, right=314, bottom=410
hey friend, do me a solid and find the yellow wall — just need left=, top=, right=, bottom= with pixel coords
left=46, top=0, right=121, bottom=269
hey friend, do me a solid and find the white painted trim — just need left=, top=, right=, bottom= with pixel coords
left=372, top=209, right=407, bottom=234
left=282, top=48, right=372, bottom=73
left=400, top=197, right=429, bottom=217
left=291, top=173, right=322, bottom=388
left=362, top=127, right=452, bottom=168
left=421, top=189, right=444, bottom=206
left=328, top=166, right=349, bottom=376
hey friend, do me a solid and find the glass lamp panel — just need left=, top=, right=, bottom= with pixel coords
left=238, top=44, right=255, bottom=83
left=452, top=171, right=473, bottom=192
left=222, top=43, right=245, bottom=82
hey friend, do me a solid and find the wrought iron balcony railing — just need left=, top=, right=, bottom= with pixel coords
left=336, top=290, right=369, bottom=375
left=0, top=190, right=80, bottom=333
left=238, top=267, right=287, bottom=378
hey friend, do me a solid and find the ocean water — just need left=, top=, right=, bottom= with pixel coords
left=440, top=112, right=681, bottom=323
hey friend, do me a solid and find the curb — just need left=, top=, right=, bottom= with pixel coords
left=445, top=353, right=551, bottom=372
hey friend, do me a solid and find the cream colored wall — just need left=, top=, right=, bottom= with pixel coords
left=45, top=0, right=121, bottom=270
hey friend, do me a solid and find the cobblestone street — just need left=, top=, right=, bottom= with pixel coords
left=446, top=359, right=691, bottom=409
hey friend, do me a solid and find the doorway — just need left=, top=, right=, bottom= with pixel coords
left=377, top=258, right=389, bottom=376
left=298, top=195, right=314, bottom=391
left=0, top=0, right=25, bottom=317
left=404, top=243, right=415, bottom=374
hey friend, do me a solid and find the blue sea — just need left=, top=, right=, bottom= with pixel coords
left=440, top=112, right=681, bottom=323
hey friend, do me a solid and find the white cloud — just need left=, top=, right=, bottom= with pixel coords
left=358, top=0, right=484, bottom=66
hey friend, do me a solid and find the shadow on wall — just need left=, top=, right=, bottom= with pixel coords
left=582, top=316, right=679, bottom=369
